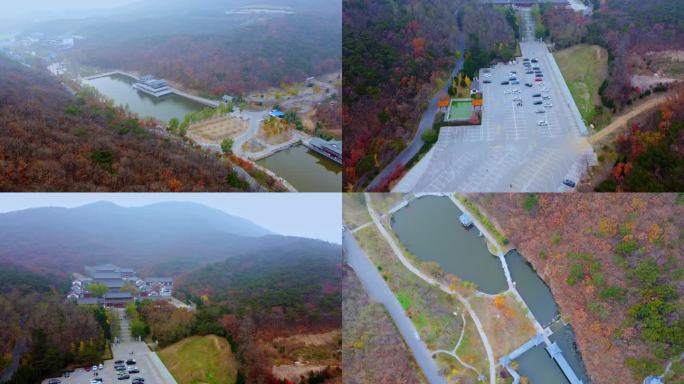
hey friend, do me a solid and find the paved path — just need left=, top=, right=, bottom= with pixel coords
left=344, top=231, right=446, bottom=384
left=364, top=194, right=497, bottom=384
left=366, top=32, right=465, bottom=191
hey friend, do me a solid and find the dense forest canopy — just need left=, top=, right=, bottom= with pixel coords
left=343, top=0, right=517, bottom=190
left=0, top=265, right=109, bottom=383
left=0, top=55, right=251, bottom=192
left=542, top=0, right=684, bottom=107
left=175, top=239, right=342, bottom=337
left=473, top=193, right=684, bottom=384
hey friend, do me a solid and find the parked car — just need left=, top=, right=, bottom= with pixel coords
left=525, top=83, right=533, bottom=87
left=563, top=179, right=576, bottom=188
left=115, top=360, right=124, bottom=365
left=98, top=364, right=104, bottom=370
left=511, top=80, right=520, bottom=85
left=117, top=373, right=130, bottom=380
left=132, top=378, right=145, bottom=384
left=535, top=78, right=543, bottom=82
left=501, top=81, right=509, bottom=85
left=544, top=102, right=553, bottom=107
left=536, top=109, right=545, bottom=113
left=92, top=365, right=98, bottom=372
left=537, top=120, right=548, bottom=126
left=126, top=359, right=136, bottom=365
left=532, top=94, right=541, bottom=97
left=128, top=367, right=140, bottom=374
left=47, top=380, right=61, bottom=384
left=483, top=80, right=491, bottom=84
left=85, top=366, right=92, bottom=372
left=533, top=101, right=543, bottom=105
left=531, top=58, right=538, bottom=63
left=543, top=96, right=551, bottom=100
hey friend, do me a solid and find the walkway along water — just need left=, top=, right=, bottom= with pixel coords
left=389, top=192, right=589, bottom=384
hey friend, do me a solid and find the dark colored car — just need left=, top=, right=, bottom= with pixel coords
left=114, top=360, right=124, bottom=364
left=531, top=58, right=538, bottom=63
left=128, top=368, right=140, bottom=374
left=501, top=81, right=509, bottom=85
left=132, top=378, right=145, bottom=384
left=483, top=80, right=491, bottom=84
left=126, top=359, right=136, bottom=365
left=533, top=101, right=543, bottom=105
left=525, top=83, right=533, bottom=87
left=563, top=179, right=576, bottom=188
left=532, top=94, right=541, bottom=97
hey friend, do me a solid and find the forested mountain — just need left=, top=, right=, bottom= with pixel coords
left=0, top=201, right=314, bottom=277
left=343, top=0, right=517, bottom=190
left=472, top=193, right=684, bottom=384
left=0, top=55, right=248, bottom=192
left=176, top=239, right=342, bottom=336
left=0, top=265, right=109, bottom=383
left=23, top=0, right=341, bottom=95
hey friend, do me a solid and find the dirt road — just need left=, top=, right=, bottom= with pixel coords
left=588, top=94, right=669, bottom=146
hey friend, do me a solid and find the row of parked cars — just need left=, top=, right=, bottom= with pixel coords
left=114, top=359, right=144, bottom=382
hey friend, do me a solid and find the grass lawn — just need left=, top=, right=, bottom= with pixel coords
left=158, top=335, right=238, bottom=384
left=554, top=44, right=609, bottom=124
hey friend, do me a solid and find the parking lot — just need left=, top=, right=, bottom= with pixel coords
left=43, top=309, right=176, bottom=384
left=394, top=20, right=595, bottom=192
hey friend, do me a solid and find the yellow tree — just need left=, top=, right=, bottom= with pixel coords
left=464, top=75, right=472, bottom=90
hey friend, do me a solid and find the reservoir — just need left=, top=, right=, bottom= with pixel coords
left=390, top=195, right=508, bottom=294
left=505, top=250, right=559, bottom=327
left=84, top=73, right=204, bottom=123
left=256, top=145, right=341, bottom=192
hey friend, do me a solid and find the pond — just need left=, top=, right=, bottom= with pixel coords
left=390, top=195, right=508, bottom=294
left=505, top=250, right=559, bottom=327
left=515, top=344, right=570, bottom=384
left=256, top=145, right=341, bottom=192
left=84, top=74, right=205, bottom=123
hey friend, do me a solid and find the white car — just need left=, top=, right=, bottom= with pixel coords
left=92, top=365, right=98, bottom=371
left=98, top=364, right=104, bottom=370
left=544, top=103, right=553, bottom=107
left=513, top=89, right=520, bottom=94
left=536, top=109, right=546, bottom=113
left=504, top=89, right=512, bottom=94
left=537, top=120, right=548, bottom=126
left=543, top=96, right=551, bottom=100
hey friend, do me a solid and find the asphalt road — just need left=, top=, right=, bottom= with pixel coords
left=344, top=231, right=446, bottom=384
left=43, top=308, right=177, bottom=384
left=366, top=33, right=465, bottom=191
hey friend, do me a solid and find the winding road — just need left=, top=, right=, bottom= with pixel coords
left=366, top=33, right=465, bottom=191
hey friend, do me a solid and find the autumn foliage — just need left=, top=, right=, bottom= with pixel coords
left=0, top=57, right=248, bottom=192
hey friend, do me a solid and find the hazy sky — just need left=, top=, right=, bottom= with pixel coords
left=2, top=0, right=141, bottom=19
left=0, top=193, right=342, bottom=244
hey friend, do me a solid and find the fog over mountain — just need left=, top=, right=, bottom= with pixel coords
left=0, top=201, right=339, bottom=277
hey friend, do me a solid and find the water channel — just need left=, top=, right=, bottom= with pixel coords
left=390, top=195, right=508, bottom=294
left=256, top=145, right=341, bottom=192
left=516, top=344, right=570, bottom=384
left=84, top=73, right=205, bottom=122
